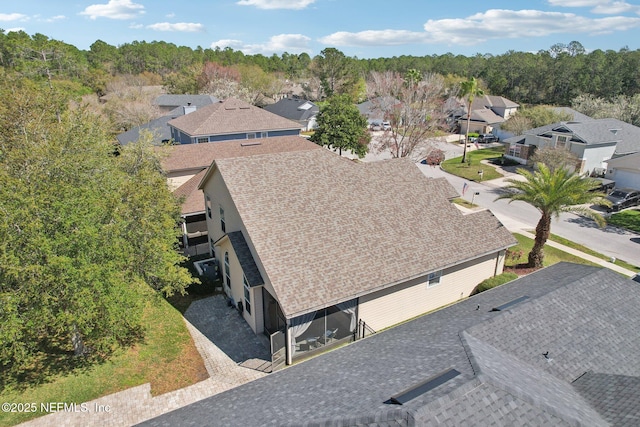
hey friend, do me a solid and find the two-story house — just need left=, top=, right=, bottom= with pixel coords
left=199, top=148, right=516, bottom=365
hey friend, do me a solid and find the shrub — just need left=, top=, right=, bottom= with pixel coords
left=474, top=272, right=519, bottom=294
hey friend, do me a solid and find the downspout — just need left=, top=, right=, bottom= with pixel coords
left=285, top=318, right=293, bottom=365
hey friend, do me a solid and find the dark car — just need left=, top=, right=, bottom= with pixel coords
left=477, top=134, right=499, bottom=143
left=605, top=188, right=640, bottom=212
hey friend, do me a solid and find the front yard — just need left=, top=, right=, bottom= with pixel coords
left=440, top=146, right=507, bottom=181
left=608, top=208, right=640, bottom=234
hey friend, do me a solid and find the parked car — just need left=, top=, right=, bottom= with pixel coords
left=477, top=133, right=499, bottom=143
left=381, top=121, right=391, bottom=131
left=369, top=121, right=382, bottom=131
left=604, top=188, right=640, bottom=212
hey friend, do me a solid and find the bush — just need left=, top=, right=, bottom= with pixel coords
left=474, top=272, right=519, bottom=294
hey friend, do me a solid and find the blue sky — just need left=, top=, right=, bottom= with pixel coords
left=2, top=0, right=640, bottom=58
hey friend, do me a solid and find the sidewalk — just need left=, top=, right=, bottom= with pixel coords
left=516, top=230, right=636, bottom=277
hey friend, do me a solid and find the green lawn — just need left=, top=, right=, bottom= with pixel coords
left=441, top=146, right=506, bottom=181
left=608, top=208, right=640, bottom=234
left=0, top=292, right=207, bottom=427
left=506, top=233, right=599, bottom=268
left=547, top=233, right=639, bottom=272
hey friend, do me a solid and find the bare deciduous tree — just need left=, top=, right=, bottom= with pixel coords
left=367, top=71, right=446, bottom=160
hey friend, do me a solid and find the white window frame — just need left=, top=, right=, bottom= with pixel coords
left=197, top=137, right=209, bottom=144
left=427, top=270, right=442, bottom=288
left=508, top=144, right=522, bottom=158
left=219, top=205, right=226, bottom=233
left=556, top=135, right=569, bottom=149
left=224, top=252, right=231, bottom=291
left=206, top=195, right=212, bottom=218
left=243, top=274, right=251, bottom=315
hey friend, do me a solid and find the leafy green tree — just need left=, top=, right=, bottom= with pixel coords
left=460, top=77, right=484, bottom=163
left=501, top=105, right=573, bottom=135
left=311, top=48, right=359, bottom=99
left=495, top=164, right=608, bottom=268
left=0, top=76, right=195, bottom=388
left=310, top=94, right=370, bottom=157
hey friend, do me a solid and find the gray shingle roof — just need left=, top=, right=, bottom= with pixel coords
left=153, top=94, right=218, bottom=108
left=141, top=263, right=640, bottom=426
left=262, top=98, right=318, bottom=122
left=525, top=118, right=640, bottom=154
left=213, top=149, right=515, bottom=317
left=167, top=98, right=302, bottom=137
left=227, top=231, right=264, bottom=287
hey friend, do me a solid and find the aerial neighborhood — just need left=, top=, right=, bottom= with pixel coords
left=2, top=15, right=640, bottom=427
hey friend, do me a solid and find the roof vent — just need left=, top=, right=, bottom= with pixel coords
left=385, top=369, right=460, bottom=405
left=241, top=142, right=262, bottom=147
left=491, top=295, right=529, bottom=312
left=610, top=129, right=619, bottom=135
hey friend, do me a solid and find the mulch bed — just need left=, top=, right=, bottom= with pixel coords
left=505, top=264, right=541, bottom=276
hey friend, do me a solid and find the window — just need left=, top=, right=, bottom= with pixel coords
left=206, top=195, right=212, bottom=218
left=210, top=237, right=215, bottom=254
left=224, top=252, right=230, bottom=290
left=508, top=144, right=521, bottom=158
left=556, top=135, right=569, bottom=149
left=197, top=137, right=209, bottom=144
left=219, top=206, right=226, bottom=233
left=427, top=270, right=442, bottom=288
left=243, top=275, right=251, bottom=315
left=247, top=132, right=263, bottom=139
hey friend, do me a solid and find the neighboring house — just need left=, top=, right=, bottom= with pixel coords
left=262, top=97, right=319, bottom=131
left=159, top=136, right=321, bottom=256
left=168, top=98, right=302, bottom=144
left=117, top=95, right=219, bottom=146
left=143, top=262, right=640, bottom=427
left=152, top=94, right=218, bottom=114
left=503, top=117, right=640, bottom=175
left=199, top=148, right=515, bottom=365
left=605, top=151, right=640, bottom=190
left=451, top=95, right=519, bottom=135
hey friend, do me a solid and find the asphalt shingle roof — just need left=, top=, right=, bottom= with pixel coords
left=262, top=98, right=318, bottom=122
left=168, top=98, right=302, bottom=137
left=153, top=94, right=218, bottom=108
left=227, top=231, right=264, bottom=287
left=213, top=149, right=516, bottom=318
left=141, top=263, right=640, bottom=426
left=524, top=118, right=640, bottom=154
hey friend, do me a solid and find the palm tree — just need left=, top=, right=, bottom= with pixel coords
left=495, top=164, right=610, bottom=268
left=459, top=77, right=484, bottom=163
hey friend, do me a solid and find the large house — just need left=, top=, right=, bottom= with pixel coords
left=160, top=136, right=320, bottom=256
left=503, top=117, right=640, bottom=175
left=143, top=262, right=640, bottom=426
left=199, top=147, right=515, bottom=365
left=168, top=98, right=302, bottom=145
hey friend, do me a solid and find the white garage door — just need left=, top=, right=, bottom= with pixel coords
left=613, top=170, right=640, bottom=190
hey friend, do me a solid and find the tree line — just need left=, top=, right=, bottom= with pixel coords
left=2, top=30, right=639, bottom=106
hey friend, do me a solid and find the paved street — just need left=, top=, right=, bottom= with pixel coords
left=412, top=142, right=640, bottom=268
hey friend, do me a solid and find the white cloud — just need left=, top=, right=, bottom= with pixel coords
left=147, top=22, right=205, bottom=32
left=6, top=27, right=26, bottom=33
left=320, top=30, right=428, bottom=47
left=320, top=9, right=640, bottom=48
left=236, top=0, right=315, bottom=10
left=166, top=13, right=176, bottom=18
left=80, top=0, right=145, bottom=20
left=548, top=0, right=640, bottom=14
left=211, top=34, right=311, bottom=54
left=129, top=23, right=144, bottom=29
left=43, top=15, right=66, bottom=23
left=0, top=13, right=28, bottom=22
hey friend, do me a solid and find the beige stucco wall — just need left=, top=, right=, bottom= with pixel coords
left=202, top=169, right=244, bottom=244
left=358, top=251, right=505, bottom=332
